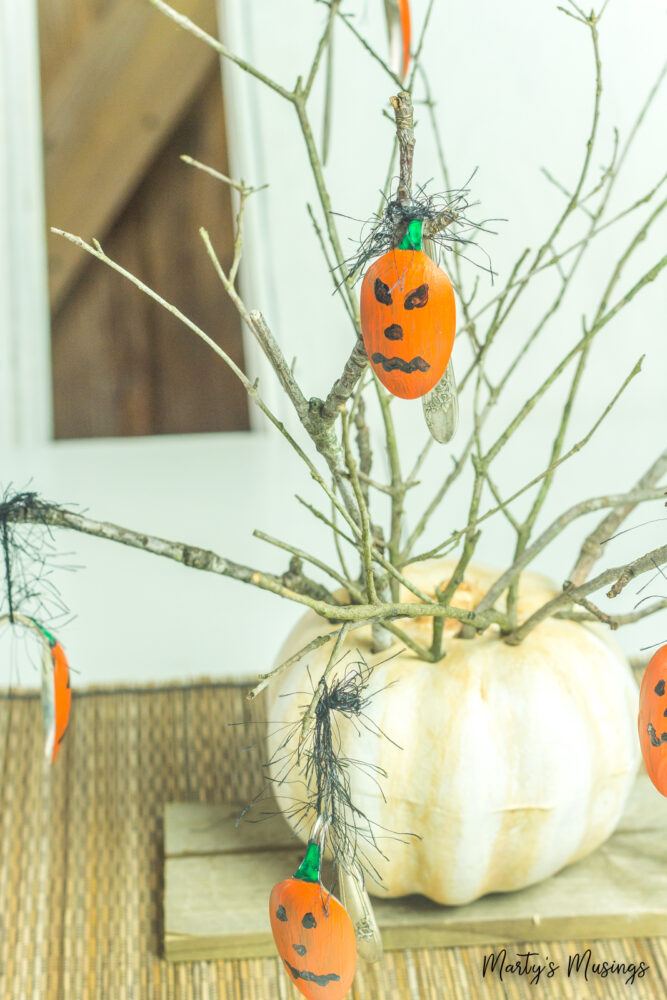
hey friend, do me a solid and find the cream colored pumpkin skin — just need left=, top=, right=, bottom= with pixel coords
left=265, top=561, right=639, bottom=906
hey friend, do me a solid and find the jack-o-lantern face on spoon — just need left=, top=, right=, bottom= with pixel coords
left=638, top=644, right=667, bottom=796
left=360, top=220, right=456, bottom=399
left=269, top=838, right=356, bottom=999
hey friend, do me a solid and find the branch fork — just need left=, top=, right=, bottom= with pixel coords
left=30, top=1, right=666, bottom=709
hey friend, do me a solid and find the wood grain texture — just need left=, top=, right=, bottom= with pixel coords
left=39, top=0, right=117, bottom=93
left=49, top=68, right=249, bottom=437
left=164, top=773, right=667, bottom=962
left=41, top=0, right=220, bottom=311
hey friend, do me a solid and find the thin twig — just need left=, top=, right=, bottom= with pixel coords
left=476, top=487, right=666, bottom=614
left=306, top=204, right=357, bottom=328
left=180, top=155, right=268, bottom=194
left=199, top=227, right=361, bottom=524
left=249, top=631, right=340, bottom=700
left=253, top=529, right=360, bottom=597
left=569, top=450, right=667, bottom=585
left=407, top=359, right=645, bottom=568
left=316, top=3, right=402, bottom=87
left=149, top=0, right=294, bottom=99
left=399, top=165, right=666, bottom=561
left=506, top=339, right=591, bottom=627
left=297, top=496, right=357, bottom=548
left=507, top=543, right=667, bottom=644
left=556, top=599, right=667, bottom=627
left=304, top=0, right=341, bottom=99
left=45, top=5, right=666, bottom=688
left=406, top=0, right=436, bottom=91
left=293, top=86, right=358, bottom=320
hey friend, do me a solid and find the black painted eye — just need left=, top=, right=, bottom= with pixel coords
left=654, top=679, right=665, bottom=696
left=276, top=905, right=288, bottom=922
left=302, top=912, right=317, bottom=929
left=404, top=283, right=429, bottom=310
left=374, top=278, right=393, bottom=305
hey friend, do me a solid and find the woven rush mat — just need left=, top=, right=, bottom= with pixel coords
left=0, top=680, right=665, bottom=1000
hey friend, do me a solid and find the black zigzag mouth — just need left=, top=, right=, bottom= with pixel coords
left=284, top=960, right=341, bottom=986
left=371, top=353, right=430, bottom=374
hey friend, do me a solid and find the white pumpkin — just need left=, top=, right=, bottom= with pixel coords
left=265, top=560, right=640, bottom=905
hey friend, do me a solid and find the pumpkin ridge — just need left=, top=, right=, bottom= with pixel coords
left=267, top=561, right=640, bottom=905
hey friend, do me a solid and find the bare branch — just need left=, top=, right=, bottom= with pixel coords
left=507, top=544, right=667, bottom=644
left=6, top=501, right=334, bottom=608
left=316, top=3, right=402, bottom=87
left=476, top=487, right=666, bottom=613
left=293, top=88, right=358, bottom=319
left=297, top=496, right=357, bottom=548
left=456, top=173, right=666, bottom=353
left=563, top=589, right=618, bottom=628
left=198, top=229, right=362, bottom=524
left=41, top=7, right=666, bottom=696
left=304, top=0, right=341, bottom=99
left=389, top=91, right=415, bottom=204
left=556, top=599, right=667, bottom=627
left=570, top=450, right=667, bottom=585
left=249, top=632, right=336, bottom=700
left=247, top=310, right=310, bottom=422
left=306, top=203, right=357, bottom=327
left=149, top=0, right=294, bottom=100
left=6, top=498, right=506, bottom=632
left=320, top=339, right=369, bottom=422
left=410, top=356, right=645, bottom=571
left=608, top=548, right=667, bottom=599
left=341, top=412, right=377, bottom=603
left=483, top=8, right=603, bottom=345
left=406, top=0, right=437, bottom=91
left=180, top=155, right=268, bottom=195
left=253, top=529, right=359, bottom=597
left=505, top=338, right=591, bottom=627
left=353, top=396, right=373, bottom=500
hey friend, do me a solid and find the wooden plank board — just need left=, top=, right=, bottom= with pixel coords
left=50, top=70, right=249, bottom=438
left=42, top=0, right=219, bottom=310
left=164, top=773, right=667, bottom=961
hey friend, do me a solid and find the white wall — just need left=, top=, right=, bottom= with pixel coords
left=0, top=0, right=665, bottom=687
left=0, top=433, right=316, bottom=687
left=220, top=0, right=667, bottom=423
left=218, top=0, right=667, bottom=644
left=0, top=0, right=52, bottom=445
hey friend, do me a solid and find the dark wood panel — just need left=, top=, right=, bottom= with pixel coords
left=51, top=70, right=249, bottom=438
left=41, top=0, right=220, bottom=310
left=39, top=0, right=116, bottom=93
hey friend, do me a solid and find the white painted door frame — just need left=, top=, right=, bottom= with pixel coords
left=0, top=0, right=52, bottom=446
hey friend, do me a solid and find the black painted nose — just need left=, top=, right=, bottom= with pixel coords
left=384, top=323, right=403, bottom=341
left=293, top=944, right=307, bottom=956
